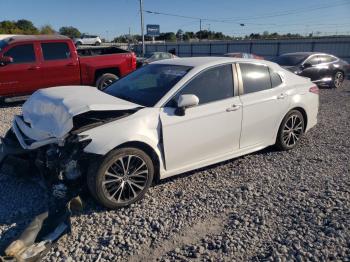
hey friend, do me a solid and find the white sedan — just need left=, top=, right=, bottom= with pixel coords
left=0, top=57, right=319, bottom=208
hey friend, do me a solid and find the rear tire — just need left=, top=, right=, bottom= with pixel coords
left=95, top=42, right=101, bottom=46
left=275, top=110, right=305, bottom=151
left=87, top=147, right=154, bottom=209
left=331, top=71, right=344, bottom=88
left=75, top=41, right=82, bottom=47
left=96, top=73, right=119, bottom=90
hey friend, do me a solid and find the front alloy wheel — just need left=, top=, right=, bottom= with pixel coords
left=276, top=110, right=305, bottom=150
left=88, top=148, right=154, bottom=208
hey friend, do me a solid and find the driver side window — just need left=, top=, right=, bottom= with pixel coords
left=305, top=56, right=319, bottom=66
left=167, top=64, right=234, bottom=107
left=4, top=44, right=36, bottom=64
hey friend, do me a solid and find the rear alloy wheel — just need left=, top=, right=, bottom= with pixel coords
left=332, top=71, right=344, bottom=88
left=96, top=73, right=119, bottom=90
left=88, top=148, right=154, bottom=209
left=276, top=110, right=305, bottom=151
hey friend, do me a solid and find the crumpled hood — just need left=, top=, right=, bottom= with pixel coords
left=22, top=86, right=139, bottom=138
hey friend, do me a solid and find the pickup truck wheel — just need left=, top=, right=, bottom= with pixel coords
left=96, top=73, right=119, bottom=90
left=75, top=42, right=82, bottom=47
left=87, top=147, right=154, bottom=209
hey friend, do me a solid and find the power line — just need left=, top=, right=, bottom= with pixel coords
left=221, top=1, right=350, bottom=21
left=144, top=0, right=350, bottom=26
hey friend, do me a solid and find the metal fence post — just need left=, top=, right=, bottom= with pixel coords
left=227, top=42, right=229, bottom=53
left=276, top=42, right=280, bottom=56
left=249, top=42, right=253, bottom=53
left=190, top=44, right=193, bottom=57
left=311, top=41, right=315, bottom=52
left=209, top=43, right=212, bottom=56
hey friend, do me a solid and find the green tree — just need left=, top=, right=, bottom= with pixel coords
left=16, top=19, right=39, bottom=34
left=40, top=24, right=56, bottom=35
left=176, top=29, right=184, bottom=41
left=0, top=20, right=21, bottom=34
left=59, top=26, right=81, bottom=38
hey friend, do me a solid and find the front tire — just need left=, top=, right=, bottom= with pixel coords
left=96, top=73, right=119, bottom=90
left=95, top=42, right=101, bottom=46
left=275, top=110, right=305, bottom=151
left=87, top=147, right=154, bottom=209
left=331, top=71, right=344, bottom=88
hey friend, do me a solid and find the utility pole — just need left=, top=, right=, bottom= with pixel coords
left=139, top=0, right=145, bottom=56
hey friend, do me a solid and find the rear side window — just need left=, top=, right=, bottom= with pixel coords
left=173, top=64, right=234, bottom=105
left=319, top=55, right=337, bottom=63
left=240, top=63, right=271, bottom=94
left=4, top=44, right=35, bottom=64
left=269, top=69, right=282, bottom=87
left=41, top=43, right=71, bottom=60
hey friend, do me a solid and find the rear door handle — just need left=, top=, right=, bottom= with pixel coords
left=65, top=63, right=76, bottom=67
left=226, top=104, right=241, bottom=112
left=28, top=66, right=40, bottom=70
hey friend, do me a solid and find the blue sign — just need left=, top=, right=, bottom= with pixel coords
left=146, top=24, right=160, bottom=37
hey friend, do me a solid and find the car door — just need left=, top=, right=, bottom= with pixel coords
left=238, top=62, right=290, bottom=148
left=38, top=41, right=80, bottom=89
left=300, top=55, right=320, bottom=81
left=160, top=64, right=242, bottom=171
left=317, top=55, right=337, bottom=79
left=0, top=43, right=40, bottom=96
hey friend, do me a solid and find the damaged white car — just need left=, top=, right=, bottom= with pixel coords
left=0, top=57, right=319, bottom=209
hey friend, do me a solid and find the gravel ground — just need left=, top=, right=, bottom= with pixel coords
left=0, top=82, right=349, bottom=261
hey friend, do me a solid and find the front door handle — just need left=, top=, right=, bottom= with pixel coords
left=277, top=93, right=287, bottom=99
left=65, top=63, right=76, bottom=67
left=226, top=104, right=241, bottom=112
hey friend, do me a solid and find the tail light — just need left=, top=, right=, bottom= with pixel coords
left=309, top=85, right=319, bottom=94
left=130, top=52, right=137, bottom=69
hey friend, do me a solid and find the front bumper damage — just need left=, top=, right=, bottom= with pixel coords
left=0, top=122, right=94, bottom=262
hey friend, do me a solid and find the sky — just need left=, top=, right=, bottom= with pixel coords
left=2, top=0, right=350, bottom=39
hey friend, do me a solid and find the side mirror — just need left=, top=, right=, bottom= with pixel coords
left=0, top=56, right=13, bottom=66
left=175, top=94, right=199, bottom=116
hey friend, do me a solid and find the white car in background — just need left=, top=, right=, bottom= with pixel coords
left=74, top=34, right=102, bottom=46
left=0, top=57, right=319, bottom=209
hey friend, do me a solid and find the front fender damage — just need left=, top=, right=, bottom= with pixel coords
left=0, top=109, right=141, bottom=261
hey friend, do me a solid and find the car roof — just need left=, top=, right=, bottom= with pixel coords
left=152, top=56, right=278, bottom=69
left=0, top=34, right=70, bottom=44
left=281, top=52, right=328, bottom=56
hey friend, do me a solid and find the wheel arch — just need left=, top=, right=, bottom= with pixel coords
left=94, top=68, right=120, bottom=84
left=114, top=141, right=161, bottom=182
left=289, top=106, right=308, bottom=130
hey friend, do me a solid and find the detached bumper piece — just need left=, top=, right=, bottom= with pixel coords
left=0, top=132, right=30, bottom=171
left=1, top=197, right=83, bottom=262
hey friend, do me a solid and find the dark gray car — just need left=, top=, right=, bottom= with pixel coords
left=274, top=52, right=350, bottom=88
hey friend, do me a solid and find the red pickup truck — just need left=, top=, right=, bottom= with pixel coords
left=0, top=35, right=137, bottom=102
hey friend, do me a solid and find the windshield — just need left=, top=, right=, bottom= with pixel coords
left=274, top=55, right=308, bottom=66
left=0, top=40, right=7, bottom=52
left=104, top=64, right=192, bottom=107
